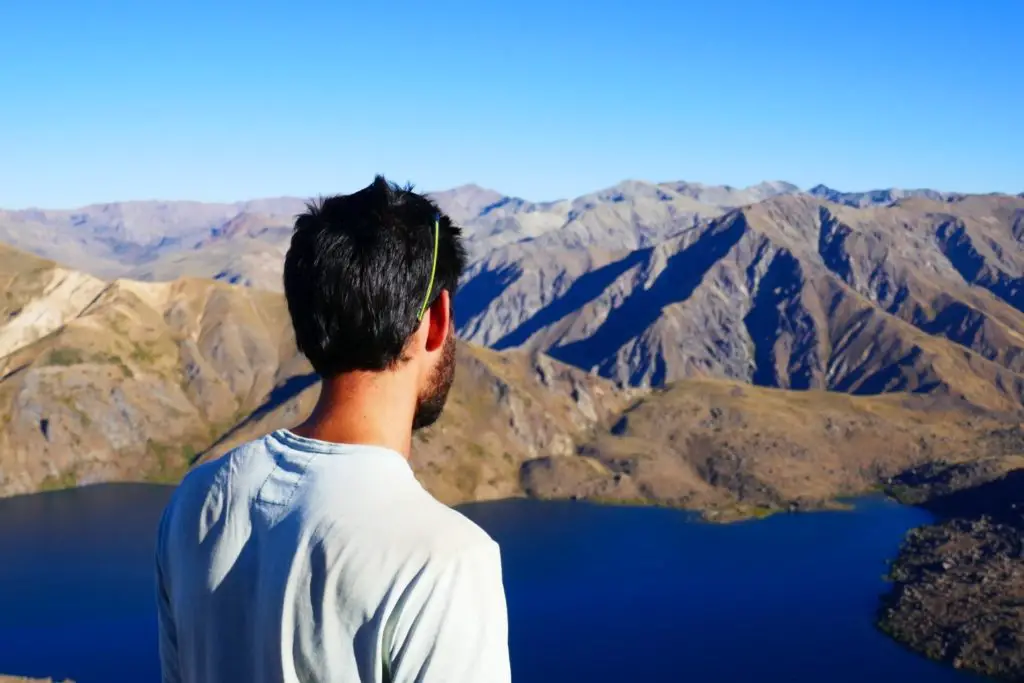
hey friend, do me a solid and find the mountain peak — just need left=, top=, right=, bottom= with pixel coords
left=749, top=180, right=800, bottom=194
left=427, top=184, right=507, bottom=224
left=808, top=183, right=840, bottom=196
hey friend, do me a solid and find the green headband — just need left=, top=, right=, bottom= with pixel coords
left=416, top=216, right=440, bottom=321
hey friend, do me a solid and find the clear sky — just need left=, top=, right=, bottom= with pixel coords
left=1, top=0, right=1020, bottom=208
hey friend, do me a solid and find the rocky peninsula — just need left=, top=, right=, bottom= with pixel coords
left=880, top=456, right=1024, bottom=680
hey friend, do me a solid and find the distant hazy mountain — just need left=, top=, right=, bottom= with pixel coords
left=429, top=183, right=507, bottom=225
left=807, top=184, right=957, bottom=207
left=0, top=198, right=307, bottom=289
left=1, top=179, right=951, bottom=290
left=0, top=179, right=804, bottom=283
left=3, top=181, right=986, bottom=282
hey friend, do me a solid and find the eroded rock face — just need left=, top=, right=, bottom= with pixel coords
left=4, top=234, right=1024, bottom=524
left=0, top=247, right=297, bottom=496
left=461, top=194, right=1024, bottom=415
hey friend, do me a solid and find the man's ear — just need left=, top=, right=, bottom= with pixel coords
left=424, top=289, right=451, bottom=353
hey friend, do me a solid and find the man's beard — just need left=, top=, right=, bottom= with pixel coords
left=412, top=332, right=456, bottom=431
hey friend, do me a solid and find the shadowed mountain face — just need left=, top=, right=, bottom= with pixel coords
left=462, top=193, right=1024, bottom=414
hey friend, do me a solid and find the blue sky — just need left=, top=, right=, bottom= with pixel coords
left=0, top=0, right=1020, bottom=208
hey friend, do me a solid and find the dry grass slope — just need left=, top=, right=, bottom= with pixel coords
left=523, top=378, right=1021, bottom=518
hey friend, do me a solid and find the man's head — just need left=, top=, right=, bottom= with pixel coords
left=284, top=176, right=466, bottom=430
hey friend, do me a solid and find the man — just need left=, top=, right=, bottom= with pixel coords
left=155, top=176, right=512, bottom=683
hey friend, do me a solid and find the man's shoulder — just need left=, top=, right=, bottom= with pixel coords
left=312, top=475, right=498, bottom=566
left=404, top=492, right=498, bottom=559
left=161, top=435, right=273, bottom=522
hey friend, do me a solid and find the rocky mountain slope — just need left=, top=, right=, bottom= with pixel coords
left=0, top=242, right=627, bottom=503
left=0, top=244, right=297, bottom=495
left=463, top=194, right=1024, bottom=413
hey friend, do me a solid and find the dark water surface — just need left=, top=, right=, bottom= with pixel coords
left=0, top=485, right=986, bottom=682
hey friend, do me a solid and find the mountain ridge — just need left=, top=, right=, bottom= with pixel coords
left=7, top=179, right=1004, bottom=287
left=9, top=182, right=1018, bottom=416
left=1, top=238, right=1022, bottom=523
left=460, top=193, right=1024, bottom=412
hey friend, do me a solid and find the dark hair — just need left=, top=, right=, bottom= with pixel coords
left=284, top=175, right=467, bottom=377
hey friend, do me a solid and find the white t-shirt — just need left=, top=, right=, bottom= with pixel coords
left=155, top=429, right=511, bottom=683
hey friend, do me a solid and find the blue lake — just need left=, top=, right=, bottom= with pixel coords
left=0, top=485, right=988, bottom=682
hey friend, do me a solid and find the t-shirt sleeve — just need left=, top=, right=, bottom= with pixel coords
left=385, top=540, right=512, bottom=683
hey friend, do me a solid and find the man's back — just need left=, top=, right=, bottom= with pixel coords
left=156, top=429, right=511, bottom=683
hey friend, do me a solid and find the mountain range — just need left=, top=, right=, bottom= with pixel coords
left=4, top=178, right=1024, bottom=683
left=2, top=235, right=1017, bottom=519
left=0, top=180, right=979, bottom=289
left=11, top=179, right=1021, bottom=398
left=2, top=179, right=1024, bottom=518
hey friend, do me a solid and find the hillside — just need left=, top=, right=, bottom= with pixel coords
left=462, top=194, right=1024, bottom=413
left=0, top=244, right=297, bottom=495
left=194, top=361, right=1021, bottom=519
left=524, top=378, right=1018, bottom=517
left=200, top=346, right=634, bottom=506
left=0, top=242, right=627, bottom=502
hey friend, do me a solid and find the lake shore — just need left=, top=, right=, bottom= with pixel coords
left=878, top=461, right=1024, bottom=681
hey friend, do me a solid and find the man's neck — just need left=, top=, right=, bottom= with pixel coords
left=291, top=372, right=415, bottom=458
